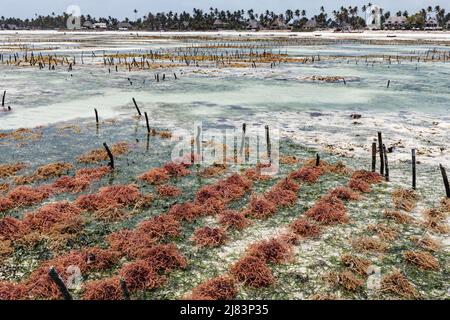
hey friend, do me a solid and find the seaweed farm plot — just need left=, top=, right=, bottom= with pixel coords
left=0, top=116, right=448, bottom=300
left=0, top=32, right=449, bottom=301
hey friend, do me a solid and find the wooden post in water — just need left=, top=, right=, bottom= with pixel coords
left=316, top=153, right=320, bottom=166
left=144, top=112, right=151, bottom=134
left=383, top=144, right=389, bottom=182
left=94, top=108, right=99, bottom=124
left=103, top=143, right=115, bottom=169
left=48, top=267, right=72, bottom=300
left=378, top=132, right=384, bottom=175
left=439, top=164, right=450, bottom=198
left=387, top=80, right=390, bottom=88
left=265, top=125, right=271, bottom=162
left=120, top=278, right=131, bottom=300
left=1, top=90, right=5, bottom=107
left=371, top=142, right=377, bottom=172
left=412, top=149, right=416, bottom=190
left=240, top=123, right=246, bottom=156
left=132, top=98, right=142, bottom=116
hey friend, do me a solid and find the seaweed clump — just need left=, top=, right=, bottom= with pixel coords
left=341, top=254, right=371, bottom=276
left=244, top=195, right=277, bottom=219
left=136, top=214, right=181, bottom=241
left=6, top=185, right=53, bottom=208
left=381, top=271, right=420, bottom=299
left=325, top=271, right=363, bottom=291
left=384, top=209, right=412, bottom=224
left=157, top=185, right=182, bottom=197
left=403, top=251, right=440, bottom=271
left=392, top=189, right=418, bottom=212
left=141, top=243, right=187, bottom=273
left=230, top=256, right=275, bottom=288
left=410, top=236, right=440, bottom=252
left=246, top=238, right=293, bottom=264
left=289, top=167, right=324, bottom=183
left=192, top=227, right=227, bottom=247
left=118, top=260, right=166, bottom=292
left=22, top=202, right=84, bottom=235
left=52, top=166, right=111, bottom=194
left=167, top=202, right=203, bottom=222
left=189, top=276, right=237, bottom=300
left=76, top=184, right=142, bottom=221
left=0, top=281, right=27, bottom=300
left=0, top=216, right=23, bottom=240
left=83, top=277, right=123, bottom=300
left=218, top=210, right=250, bottom=230
left=289, top=218, right=321, bottom=238
left=15, top=162, right=73, bottom=184
left=107, top=229, right=158, bottom=259
left=352, top=237, right=387, bottom=253
left=367, top=223, right=398, bottom=241
left=305, top=195, right=348, bottom=225
left=0, top=163, right=26, bottom=179
left=348, top=170, right=382, bottom=193
left=77, top=142, right=129, bottom=164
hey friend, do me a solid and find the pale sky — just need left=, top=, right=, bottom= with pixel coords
left=1, top=0, right=448, bottom=19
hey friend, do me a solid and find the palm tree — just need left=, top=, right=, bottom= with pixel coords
left=362, top=5, right=367, bottom=22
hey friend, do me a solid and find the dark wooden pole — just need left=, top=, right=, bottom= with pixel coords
left=383, top=144, right=389, bottom=182
left=1, top=90, right=5, bottom=107
left=265, top=125, right=271, bottom=161
left=412, top=149, right=416, bottom=190
left=120, top=278, right=131, bottom=300
left=48, top=267, right=72, bottom=300
left=316, top=153, right=320, bottom=166
left=94, top=108, right=99, bottom=124
left=387, top=80, right=390, bottom=88
left=439, top=164, right=450, bottom=198
left=144, top=112, right=151, bottom=134
left=103, top=143, right=115, bottom=169
left=132, top=98, right=142, bottom=116
left=371, top=142, right=377, bottom=172
left=378, top=132, right=384, bottom=175
left=240, top=123, right=246, bottom=155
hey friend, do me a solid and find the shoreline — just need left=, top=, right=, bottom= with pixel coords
left=1, top=29, right=450, bottom=42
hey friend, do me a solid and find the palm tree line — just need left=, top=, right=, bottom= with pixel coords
left=1, top=5, right=449, bottom=30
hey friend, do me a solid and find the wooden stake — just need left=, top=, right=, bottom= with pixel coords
left=383, top=144, right=389, bottom=182
left=316, top=153, right=320, bottom=166
left=412, top=149, right=416, bottom=190
left=378, top=132, right=384, bottom=176
left=371, top=142, right=377, bottom=172
left=132, top=98, right=142, bottom=116
left=48, top=267, right=72, bottom=300
left=103, top=143, right=115, bottom=169
left=1, top=90, right=5, bottom=107
left=144, top=112, right=151, bottom=134
left=94, top=108, right=99, bottom=124
left=387, top=80, right=390, bottom=88
left=239, top=123, right=246, bottom=155
left=439, top=164, right=450, bottom=198
left=265, top=125, right=271, bottom=161
left=120, top=278, right=131, bottom=300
